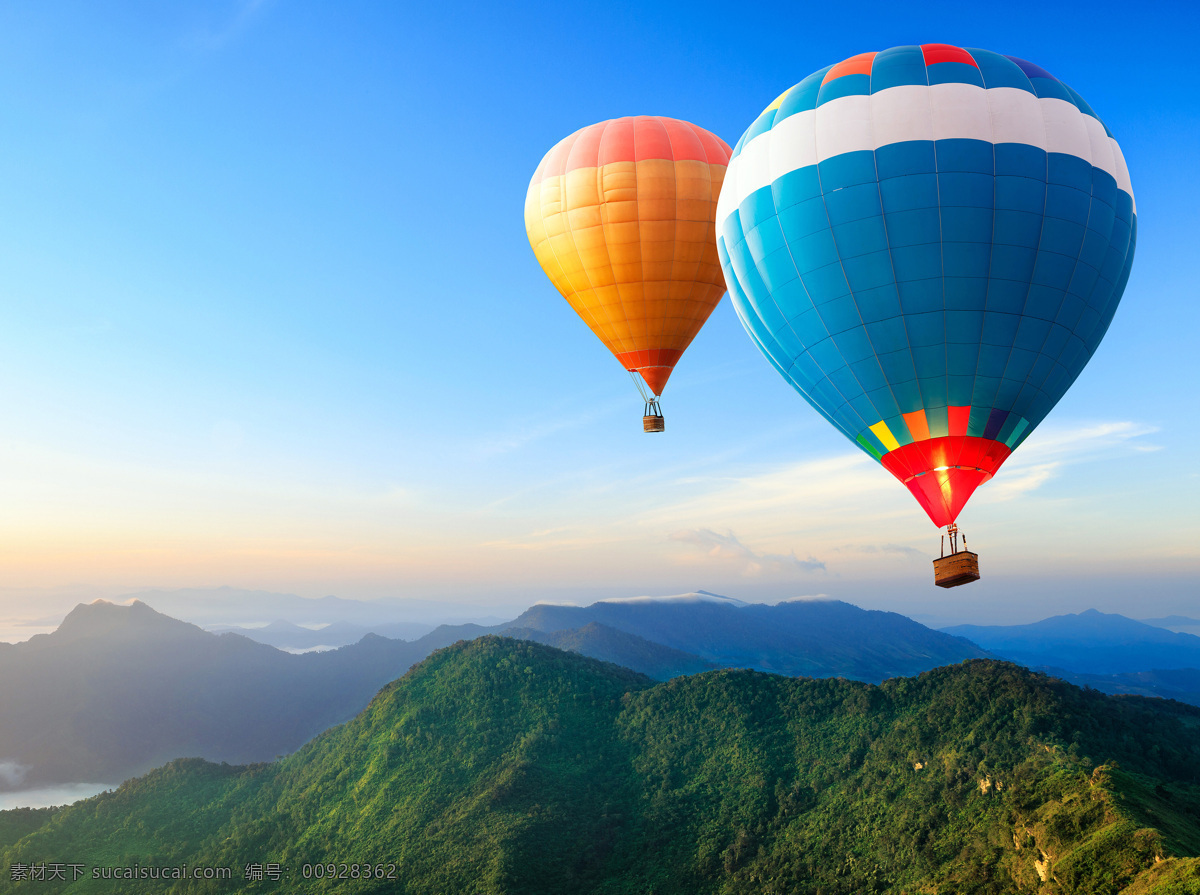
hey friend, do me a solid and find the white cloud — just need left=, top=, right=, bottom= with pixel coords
left=1009, top=420, right=1159, bottom=462
left=669, top=528, right=826, bottom=577
left=0, top=761, right=29, bottom=788
left=189, top=0, right=273, bottom=51
left=469, top=399, right=622, bottom=459
left=983, top=463, right=1058, bottom=502
left=838, top=543, right=930, bottom=560
left=628, top=421, right=1160, bottom=537
left=986, top=421, right=1160, bottom=502
left=639, top=453, right=904, bottom=531
left=481, top=533, right=621, bottom=551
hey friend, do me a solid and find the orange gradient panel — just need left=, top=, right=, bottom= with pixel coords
left=525, top=117, right=731, bottom=395
left=821, top=51, right=877, bottom=83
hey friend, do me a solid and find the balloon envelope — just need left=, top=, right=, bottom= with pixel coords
left=526, top=116, right=732, bottom=396
left=716, top=45, right=1136, bottom=526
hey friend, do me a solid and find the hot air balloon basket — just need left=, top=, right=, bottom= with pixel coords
left=933, top=551, right=980, bottom=588
left=643, top=414, right=665, bottom=433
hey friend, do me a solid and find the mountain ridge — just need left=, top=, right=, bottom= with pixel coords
left=503, top=621, right=717, bottom=679
left=0, top=601, right=427, bottom=789
left=2, top=637, right=1198, bottom=894
left=9, top=597, right=1198, bottom=795
left=503, top=597, right=990, bottom=680
left=943, top=609, right=1200, bottom=674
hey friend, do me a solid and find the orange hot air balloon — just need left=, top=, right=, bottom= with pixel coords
left=525, top=116, right=732, bottom=431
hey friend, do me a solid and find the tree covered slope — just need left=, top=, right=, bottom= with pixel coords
left=3, top=638, right=1199, bottom=894
left=503, top=621, right=716, bottom=679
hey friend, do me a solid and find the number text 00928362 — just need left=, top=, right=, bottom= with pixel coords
left=302, top=863, right=398, bottom=881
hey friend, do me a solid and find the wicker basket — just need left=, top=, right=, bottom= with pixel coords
left=933, top=551, right=980, bottom=588
left=643, top=414, right=665, bottom=433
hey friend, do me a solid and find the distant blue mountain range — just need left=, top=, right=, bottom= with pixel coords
left=942, top=609, right=1200, bottom=675
left=500, top=593, right=989, bottom=681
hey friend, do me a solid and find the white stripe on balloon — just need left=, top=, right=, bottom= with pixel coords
left=716, top=83, right=1136, bottom=233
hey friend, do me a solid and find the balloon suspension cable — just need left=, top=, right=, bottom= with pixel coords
left=629, top=370, right=665, bottom=433
left=627, top=369, right=652, bottom=403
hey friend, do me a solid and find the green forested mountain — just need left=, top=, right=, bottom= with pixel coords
left=0, top=595, right=987, bottom=790
left=504, top=621, right=716, bottom=679
left=3, top=637, right=1200, bottom=894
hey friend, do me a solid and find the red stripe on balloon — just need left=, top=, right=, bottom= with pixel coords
left=616, top=348, right=684, bottom=396
left=947, top=405, right=972, bottom=437
left=921, top=44, right=978, bottom=68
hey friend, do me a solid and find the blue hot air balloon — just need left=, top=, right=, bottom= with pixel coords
left=716, top=45, right=1135, bottom=576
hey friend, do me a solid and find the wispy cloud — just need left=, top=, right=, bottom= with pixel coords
left=639, top=453, right=901, bottom=530
left=632, top=421, right=1160, bottom=530
left=836, top=543, right=929, bottom=560
left=469, top=400, right=623, bottom=460
left=481, top=533, right=620, bottom=551
left=189, top=0, right=274, bottom=51
left=0, top=761, right=29, bottom=788
left=669, top=528, right=825, bottom=577
left=984, top=463, right=1059, bottom=501
left=1011, top=420, right=1159, bottom=460
left=987, top=420, right=1159, bottom=501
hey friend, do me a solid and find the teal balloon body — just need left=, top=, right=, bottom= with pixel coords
left=715, top=45, right=1136, bottom=527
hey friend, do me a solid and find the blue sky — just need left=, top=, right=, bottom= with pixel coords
left=0, top=0, right=1196, bottom=627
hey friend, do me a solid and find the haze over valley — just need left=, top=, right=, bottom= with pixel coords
left=3, top=591, right=1199, bottom=807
